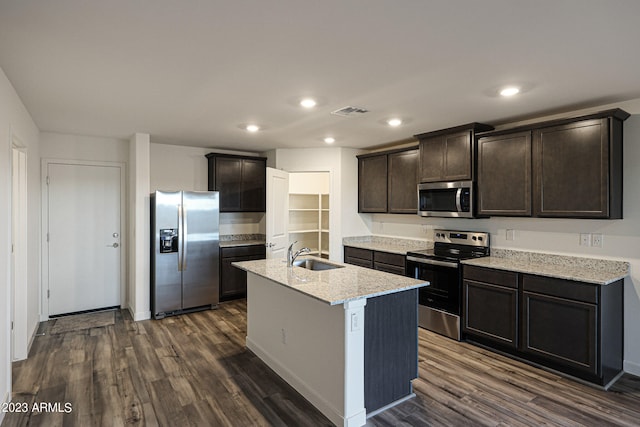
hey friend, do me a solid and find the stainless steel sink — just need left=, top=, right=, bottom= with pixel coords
left=292, top=259, right=344, bottom=271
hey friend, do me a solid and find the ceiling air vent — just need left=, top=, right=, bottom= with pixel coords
left=331, top=106, right=369, bottom=117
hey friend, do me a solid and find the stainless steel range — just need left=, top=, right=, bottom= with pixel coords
left=406, top=230, right=490, bottom=340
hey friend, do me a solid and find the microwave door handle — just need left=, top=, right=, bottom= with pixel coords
left=455, top=188, right=462, bottom=212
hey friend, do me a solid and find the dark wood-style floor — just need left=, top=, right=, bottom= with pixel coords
left=3, top=299, right=640, bottom=427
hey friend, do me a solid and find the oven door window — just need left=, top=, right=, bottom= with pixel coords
left=412, top=262, right=461, bottom=315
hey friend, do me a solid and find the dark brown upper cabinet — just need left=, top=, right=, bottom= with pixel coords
left=358, top=153, right=388, bottom=213
left=205, top=153, right=267, bottom=212
left=477, top=131, right=532, bottom=216
left=476, top=109, right=628, bottom=219
left=358, top=147, right=418, bottom=214
left=387, top=148, right=419, bottom=214
left=533, top=114, right=625, bottom=218
left=415, top=123, right=493, bottom=183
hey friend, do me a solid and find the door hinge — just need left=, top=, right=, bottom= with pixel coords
left=46, top=176, right=50, bottom=185
left=47, top=289, right=50, bottom=299
left=11, top=321, right=14, bottom=331
left=47, top=233, right=50, bottom=243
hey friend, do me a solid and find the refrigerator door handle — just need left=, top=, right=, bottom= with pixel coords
left=178, top=203, right=184, bottom=272
left=182, top=204, right=188, bottom=271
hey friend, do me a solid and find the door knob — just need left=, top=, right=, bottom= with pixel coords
left=106, top=243, right=119, bottom=248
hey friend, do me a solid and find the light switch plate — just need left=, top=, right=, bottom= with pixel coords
left=506, top=229, right=515, bottom=241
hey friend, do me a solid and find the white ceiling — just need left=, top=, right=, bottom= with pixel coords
left=1, top=0, right=640, bottom=152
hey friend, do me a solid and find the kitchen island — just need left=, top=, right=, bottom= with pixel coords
left=233, top=257, right=428, bottom=427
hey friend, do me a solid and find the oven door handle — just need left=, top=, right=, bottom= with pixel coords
left=407, top=256, right=458, bottom=269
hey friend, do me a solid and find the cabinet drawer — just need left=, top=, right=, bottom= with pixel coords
left=345, top=256, right=373, bottom=268
left=522, top=274, right=598, bottom=304
left=463, top=265, right=518, bottom=289
left=374, top=262, right=406, bottom=276
left=374, top=251, right=405, bottom=267
left=221, top=244, right=266, bottom=259
left=344, top=246, right=373, bottom=262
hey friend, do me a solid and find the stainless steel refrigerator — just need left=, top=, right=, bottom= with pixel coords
left=151, top=190, right=220, bottom=319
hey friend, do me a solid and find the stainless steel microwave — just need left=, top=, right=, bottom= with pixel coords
left=418, top=181, right=474, bottom=218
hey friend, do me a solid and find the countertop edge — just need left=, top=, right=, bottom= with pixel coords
left=233, top=257, right=428, bottom=305
left=462, top=257, right=628, bottom=285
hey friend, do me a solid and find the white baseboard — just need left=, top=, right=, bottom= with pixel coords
left=624, top=360, right=640, bottom=377
left=128, top=307, right=151, bottom=321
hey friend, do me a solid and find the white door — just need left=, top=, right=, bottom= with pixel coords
left=47, top=162, right=122, bottom=316
left=266, top=167, right=289, bottom=259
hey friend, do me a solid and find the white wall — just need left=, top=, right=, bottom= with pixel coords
left=40, top=132, right=129, bottom=162
left=357, top=109, right=640, bottom=376
left=272, top=147, right=369, bottom=262
left=0, top=67, right=40, bottom=416
left=150, top=142, right=265, bottom=235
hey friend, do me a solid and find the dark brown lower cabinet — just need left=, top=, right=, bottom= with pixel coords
left=521, top=274, right=623, bottom=386
left=365, top=289, right=418, bottom=413
left=344, top=246, right=406, bottom=275
left=462, top=265, right=623, bottom=388
left=463, top=266, right=519, bottom=349
left=344, top=246, right=373, bottom=268
left=220, top=245, right=266, bottom=301
left=373, top=251, right=406, bottom=275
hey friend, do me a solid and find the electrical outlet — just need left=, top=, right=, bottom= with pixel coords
left=592, top=234, right=603, bottom=248
left=579, top=233, right=591, bottom=247
left=506, top=229, right=515, bottom=241
left=350, top=312, right=360, bottom=331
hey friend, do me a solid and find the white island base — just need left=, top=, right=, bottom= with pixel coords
left=245, top=272, right=419, bottom=427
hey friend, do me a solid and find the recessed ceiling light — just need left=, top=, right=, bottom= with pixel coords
left=246, top=124, right=260, bottom=132
left=324, top=137, right=335, bottom=144
left=500, top=86, right=520, bottom=97
left=300, top=98, right=317, bottom=108
left=387, top=118, right=402, bottom=127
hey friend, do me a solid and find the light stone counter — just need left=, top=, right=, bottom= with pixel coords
left=233, top=256, right=428, bottom=305
left=462, top=248, right=629, bottom=285
left=342, top=235, right=432, bottom=255
left=219, top=233, right=265, bottom=248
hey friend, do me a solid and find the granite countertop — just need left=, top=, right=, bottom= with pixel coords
left=462, top=249, right=629, bottom=285
left=219, top=234, right=265, bottom=248
left=233, top=256, right=428, bottom=305
left=342, top=236, right=432, bottom=255
left=219, top=239, right=265, bottom=248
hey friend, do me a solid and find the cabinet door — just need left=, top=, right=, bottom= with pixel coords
left=533, top=118, right=609, bottom=218
left=419, top=135, right=445, bottom=182
left=463, top=279, right=518, bottom=348
left=220, top=256, right=248, bottom=299
left=522, top=291, right=597, bottom=376
left=388, top=149, right=418, bottom=213
left=241, top=158, right=266, bottom=212
left=214, top=157, right=243, bottom=212
left=358, top=155, right=388, bottom=212
left=443, top=130, right=473, bottom=181
left=220, top=246, right=266, bottom=300
left=419, top=131, right=472, bottom=182
left=477, top=132, right=532, bottom=216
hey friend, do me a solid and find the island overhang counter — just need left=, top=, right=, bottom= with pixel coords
left=233, top=257, right=429, bottom=427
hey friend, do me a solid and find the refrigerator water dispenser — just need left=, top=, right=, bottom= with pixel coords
left=160, top=229, right=178, bottom=253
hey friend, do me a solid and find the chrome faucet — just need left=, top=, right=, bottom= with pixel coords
left=287, top=241, right=311, bottom=266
